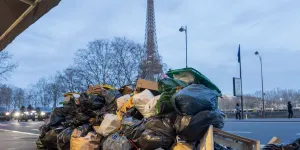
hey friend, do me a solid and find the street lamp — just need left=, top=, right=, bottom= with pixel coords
left=179, top=26, right=188, bottom=68
left=255, top=51, right=265, bottom=118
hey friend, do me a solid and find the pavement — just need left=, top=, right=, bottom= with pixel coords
left=0, top=118, right=299, bottom=149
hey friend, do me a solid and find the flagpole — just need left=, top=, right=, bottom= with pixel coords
left=239, top=45, right=244, bottom=119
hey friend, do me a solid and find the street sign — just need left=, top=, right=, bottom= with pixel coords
left=233, top=77, right=242, bottom=96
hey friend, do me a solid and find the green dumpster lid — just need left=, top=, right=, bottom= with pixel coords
left=166, top=67, right=222, bottom=94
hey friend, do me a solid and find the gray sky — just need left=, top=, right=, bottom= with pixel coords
left=3, top=0, right=300, bottom=94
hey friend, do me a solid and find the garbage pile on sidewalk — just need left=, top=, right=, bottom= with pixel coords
left=36, top=68, right=227, bottom=150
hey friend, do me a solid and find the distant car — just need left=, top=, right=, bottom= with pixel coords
left=11, top=108, right=20, bottom=120
left=37, top=107, right=52, bottom=121
left=0, top=107, right=10, bottom=121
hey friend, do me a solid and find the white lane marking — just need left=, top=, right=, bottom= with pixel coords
left=31, top=129, right=39, bottom=131
left=0, top=129, right=39, bottom=136
left=226, top=131, right=252, bottom=134
left=296, top=133, right=300, bottom=135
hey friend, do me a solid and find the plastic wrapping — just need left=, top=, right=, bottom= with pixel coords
left=133, top=89, right=154, bottom=116
left=57, top=127, right=74, bottom=150
left=175, top=110, right=224, bottom=141
left=158, top=78, right=187, bottom=93
left=116, top=94, right=130, bottom=110
left=102, top=133, right=133, bottom=150
left=96, top=114, right=121, bottom=137
left=173, top=72, right=195, bottom=84
left=171, top=84, right=220, bottom=115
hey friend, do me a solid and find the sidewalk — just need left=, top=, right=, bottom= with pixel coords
left=226, top=118, right=300, bottom=122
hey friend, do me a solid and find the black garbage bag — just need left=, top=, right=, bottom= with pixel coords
left=69, top=112, right=90, bottom=127
left=126, top=107, right=144, bottom=120
left=158, top=78, right=187, bottom=93
left=123, top=119, right=145, bottom=141
left=214, top=142, right=232, bottom=150
left=52, top=107, right=69, bottom=117
left=171, top=84, right=220, bottom=115
left=283, top=138, right=300, bottom=150
left=263, top=144, right=284, bottom=150
left=39, top=124, right=51, bottom=138
left=41, top=127, right=65, bottom=149
left=79, top=93, right=106, bottom=111
left=36, top=138, right=46, bottom=149
left=138, top=129, right=173, bottom=150
left=175, top=110, right=224, bottom=141
left=48, top=113, right=66, bottom=126
left=57, top=127, right=74, bottom=150
left=137, top=116, right=176, bottom=150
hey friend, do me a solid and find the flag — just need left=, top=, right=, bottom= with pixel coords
left=237, top=44, right=241, bottom=63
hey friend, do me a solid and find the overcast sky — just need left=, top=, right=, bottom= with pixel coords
left=3, top=0, right=300, bottom=95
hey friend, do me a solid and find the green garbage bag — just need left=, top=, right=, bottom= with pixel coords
left=155, top=88, right=177, bottom=115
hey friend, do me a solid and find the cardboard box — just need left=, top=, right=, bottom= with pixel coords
left=135, top=79, right=158, bottom=92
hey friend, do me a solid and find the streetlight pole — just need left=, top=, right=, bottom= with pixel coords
left=255, top=51, right=265, bottom=118
left=179, top=26, right=188, bottom=68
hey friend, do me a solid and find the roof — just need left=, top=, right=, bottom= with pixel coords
left=0, top=0, right=61, bottom=51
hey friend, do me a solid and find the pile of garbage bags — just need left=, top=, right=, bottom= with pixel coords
left=36, top=74, right=225, bottom=150
left=263, top=138, right=300, bottom=150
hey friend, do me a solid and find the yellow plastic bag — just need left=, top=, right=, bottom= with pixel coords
left=70, top=132, right=100, bottom=150
left=171, top=142, right=193, bottom=150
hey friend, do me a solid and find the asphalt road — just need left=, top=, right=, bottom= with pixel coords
left=223, top=121, right=300, bottom=145
left=0, top=119, right=299, bottom=149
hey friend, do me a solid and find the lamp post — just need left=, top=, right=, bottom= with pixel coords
left=255, top=51, right=265, bottom=118
left=179, top=26, right=188, bottom=68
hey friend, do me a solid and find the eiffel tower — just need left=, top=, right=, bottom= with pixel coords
left=140, top=0, right=163, bottom=81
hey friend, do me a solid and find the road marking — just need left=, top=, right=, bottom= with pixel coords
left=296, top=133, right=300, bottom=135
left=0, top=129, right=39, bottom=136
left=31, top=129, right=39, bottom=131
left=226, top=131, right=252, bottom=134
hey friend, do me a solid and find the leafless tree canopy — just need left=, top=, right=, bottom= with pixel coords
left=219, top=88, right=300, bottom=110
left=0, top=51, right=18, bottom=80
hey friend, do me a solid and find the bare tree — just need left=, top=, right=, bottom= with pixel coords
left=0, top=84, right=13, bottom=109
left=0, top=51, right=18, bottom=80
left=11, top=87, right=25, bottom=109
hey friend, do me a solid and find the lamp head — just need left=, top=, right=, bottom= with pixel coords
left=255, top=51, right=259, bottom=55
left=179, top=26, right=185, bottom=32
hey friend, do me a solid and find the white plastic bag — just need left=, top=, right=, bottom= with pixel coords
left=116, top=94, right=130, bottom=110
left=96, top=114, right=121, bottom=137
left=133, top=89, right=154, bottom=115
left=173, top=72, right=195, bottom=84
left=143, top=95, right=161, bottom=118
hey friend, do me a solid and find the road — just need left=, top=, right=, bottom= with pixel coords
left=0, top=119, right=299, bottom=149
left=0, top=120, right=44, bottom=150
left=223, top=120, right=300, bottom=145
